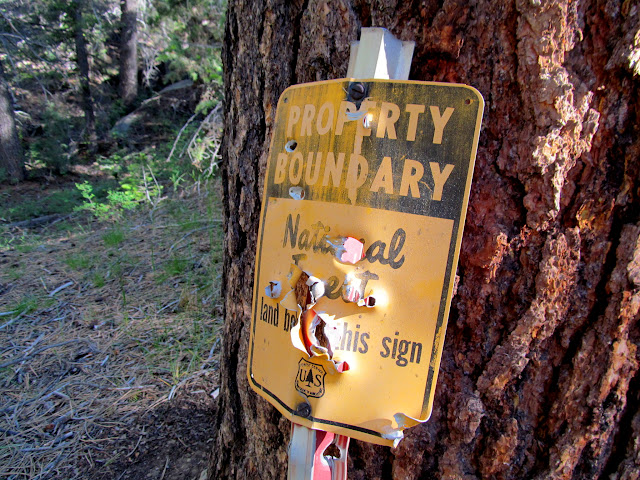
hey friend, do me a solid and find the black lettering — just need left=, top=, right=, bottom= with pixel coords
left=380, top=337, right=391, bottom=358
left=396, top=340, right=410, bottom=366
left=365, top=240, right=387, bottom=265
left=283, top=214, right=300, bottom=248
left=298, top=228, right=310, bottom=250
left=355, top=270, right=379, bottom=296
left=340, top=270, right=379, bottom=304
left=260, top=299, right=279, bottom=326
left=388, top=229, right=406, bottom=269
left=310, top=222, right=331, bottom=253
left=325, top=276, right=341, bottom=300
left=341, top=322, right=352, bottom=351
left=410, top=342, right=422, bottom=364
left=319, top=234, right=332, bottom=254
left=380, top=333, right=423, bottom=366
left=314, top=373, right=323, bottom=385
left=365, top=229, right=406, bottom=269
left=273, top=303, right=279, bottom=327
left=283, top=217, right=405, bottom=268
left=291, top=253, right=307, bottom=266
left=359, top=332, right=369, bottom=354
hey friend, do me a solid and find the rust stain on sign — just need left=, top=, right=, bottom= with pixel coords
left=248, top=79, right=484, bottom=446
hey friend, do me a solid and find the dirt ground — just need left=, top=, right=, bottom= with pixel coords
left=0, top=176, right=222, bottom=479
left=85, top=392, right=216, bottom=480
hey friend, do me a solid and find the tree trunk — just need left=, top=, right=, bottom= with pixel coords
left=73, top=0, right=97, bottom=152
left=119, top=0, right=138, bottom=108
left=211, top=1, right=640, bottom=479
left=0, top=61, right=24, bottom=183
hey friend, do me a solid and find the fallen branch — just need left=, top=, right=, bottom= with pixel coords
left=0, top=339, right=98, bottom=369
left=159, top=456, right=170, bottom=480
left=157, top=300, right=179, bottom=314
left=0, top=309, right=28, bottom=329
left=49, top=281, right=74, bottom=297
left=8, top=214, right=73, bottom=229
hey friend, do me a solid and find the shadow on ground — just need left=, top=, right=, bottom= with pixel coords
left=84, top=395, right=216, bottom=480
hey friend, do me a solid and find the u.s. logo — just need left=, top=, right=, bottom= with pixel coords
left=295, top=358, right=326, bottom=398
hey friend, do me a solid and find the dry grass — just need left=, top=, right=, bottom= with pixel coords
left=0, top=181, right=223, bottom=479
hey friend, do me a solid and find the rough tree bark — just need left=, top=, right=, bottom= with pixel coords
left=210, top=1, right=640, bottom=479
left=0, top=61, right=24, bottom=183
left=72, top=0, right=97, bottom=152
left=119, top=0, right=138, bottom=108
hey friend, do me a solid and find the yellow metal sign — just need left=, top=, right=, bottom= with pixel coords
left=248, top=79, right=483, bottom=446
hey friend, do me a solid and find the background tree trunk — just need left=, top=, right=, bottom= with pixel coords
left=210, top=1, right=640, bottom=478
left=0, top=61, right=25, bottom=183
left=119, top=0, right=138, bottom=108
left=72, top=0, right=97, bottom=153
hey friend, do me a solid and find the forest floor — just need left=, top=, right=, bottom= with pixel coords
left=0, top=172, right=223, bottom=479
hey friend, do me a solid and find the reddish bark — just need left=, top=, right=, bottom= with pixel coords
left=211, top=1, right=640, bottom=478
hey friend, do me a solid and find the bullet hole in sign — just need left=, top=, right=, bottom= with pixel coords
left=357, top=296, right=376, bottom=308
left=289, top=186, right=305, bottom=200
left=265, top=281, right=282, bottom=299
left=326, top=236, right=365, bottom=265
left=285, top=140, right=298, bottom=152
left=324, top=444, right=341, bottom=459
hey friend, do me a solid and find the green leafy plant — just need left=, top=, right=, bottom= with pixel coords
left=76, top=182, right=112, bottom=219
left=75, top=174, right=161, bottom=221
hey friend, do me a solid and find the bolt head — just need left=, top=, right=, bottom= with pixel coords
left=348, top=83, right=366, bottom=101
left=295, top=402, right=312, bottom=418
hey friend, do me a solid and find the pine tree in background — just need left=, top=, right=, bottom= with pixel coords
left=71, top=0, right=97, bottom=156
left=0, top=61, right=25, bottom=183
left=119, top=0, right=138, bottom=108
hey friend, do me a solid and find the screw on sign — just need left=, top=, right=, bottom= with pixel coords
left=247, top=28, right=484, bottom=479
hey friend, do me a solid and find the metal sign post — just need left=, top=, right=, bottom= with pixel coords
left=286, top=28, right=415, bottom=480
left=289, top=422, right=350, bottom=479
left=247, top=27, right=484, bottom=479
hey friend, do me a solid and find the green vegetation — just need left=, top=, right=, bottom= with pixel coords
left=0, top=3, right=226, bottom=476
left=4, top=294, right=54, bottom=318
left=91, top=271, right=106, bottom=288
left=64, top=252, right=93, bottom=270
left=0, top=178, right=223, bottom=475
left=165, top=255, right=190, bottom=277
left=0, top=0, right=226, bottom=182
left=1, top=187, right=87, bottom=223
left=102, top=227, right=126, bottom=247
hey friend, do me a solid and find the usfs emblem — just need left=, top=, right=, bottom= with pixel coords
left=295, top=359, right=326, bottom=398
